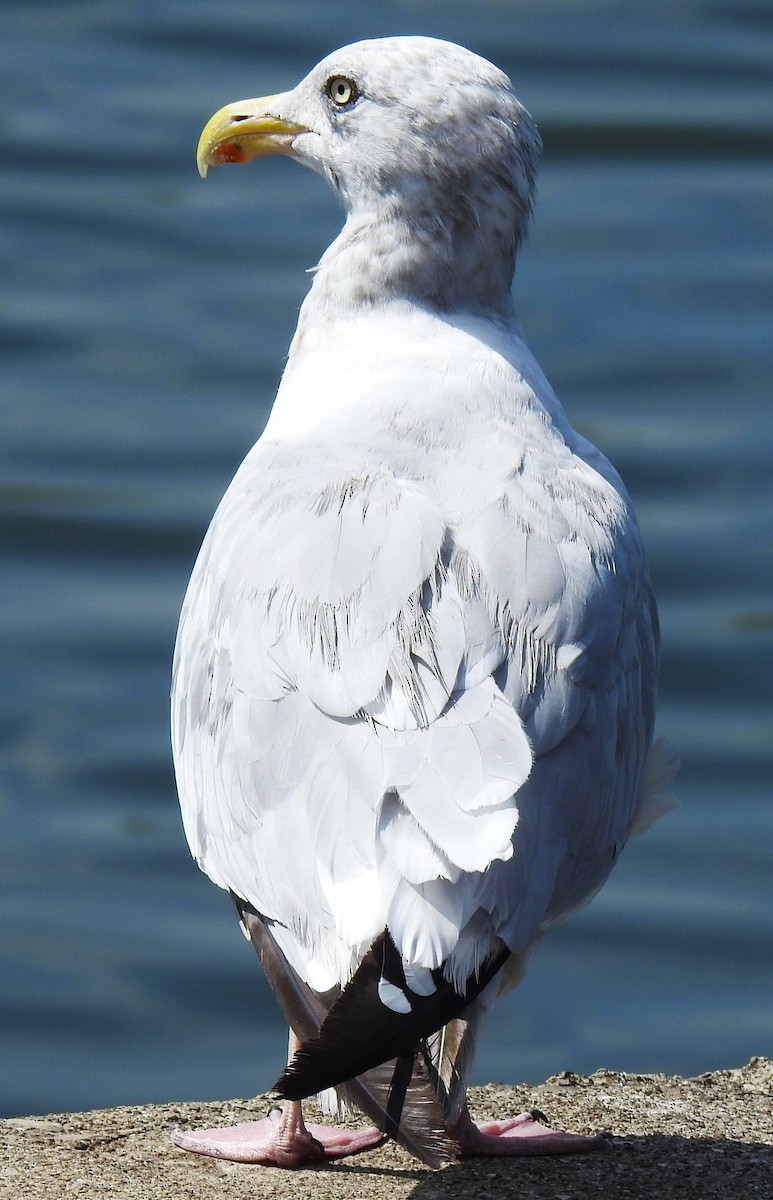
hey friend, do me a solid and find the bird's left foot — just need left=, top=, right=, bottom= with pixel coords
left=172, top=1101, right=386, bottom=1167
left=451, top=1107, right=606, bottom=1157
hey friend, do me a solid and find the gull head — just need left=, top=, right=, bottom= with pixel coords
left=197, top=36, right=542, bottom=310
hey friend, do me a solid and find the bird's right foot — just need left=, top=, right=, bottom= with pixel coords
left=450, top=1107, right=606, bottom=1157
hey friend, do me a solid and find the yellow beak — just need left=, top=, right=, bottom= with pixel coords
left=196, top=95, right=308, bottom=178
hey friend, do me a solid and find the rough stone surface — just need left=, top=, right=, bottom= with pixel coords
left=1, top=1059, right=771, bottom=1198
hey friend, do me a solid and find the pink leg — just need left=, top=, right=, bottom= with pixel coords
left=450, top=1104, right=606, bottom=1157
left=171, top=1031, right=385, bottom=1168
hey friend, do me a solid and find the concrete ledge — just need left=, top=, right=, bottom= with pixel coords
left=2, top=1059, right=770, bottom=1198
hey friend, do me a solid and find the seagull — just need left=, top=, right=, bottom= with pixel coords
left=171, top=35, right=671, bottom=1168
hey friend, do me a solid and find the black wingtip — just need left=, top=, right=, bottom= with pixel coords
left=273, top=931, right=508, bottom=1102
left=232, top=902, right=464, bottom=1168
left=275, top=1053, right=458, bottom=1169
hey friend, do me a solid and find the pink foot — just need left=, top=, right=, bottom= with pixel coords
left=172, top=1102, right=385, bottom=1167
left=451, top=1108, right=606, bottom=1157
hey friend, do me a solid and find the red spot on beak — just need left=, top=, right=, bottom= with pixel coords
left=212, top=141, right=248, bottom=165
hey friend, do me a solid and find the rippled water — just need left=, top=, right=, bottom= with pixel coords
left=1, top=1, right=772, bottom=1118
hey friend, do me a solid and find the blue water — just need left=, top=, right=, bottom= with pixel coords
left=1, top=1, right=771, bottom=1118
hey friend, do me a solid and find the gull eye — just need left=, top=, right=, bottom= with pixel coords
left=325, top=75, right=359, bottom=108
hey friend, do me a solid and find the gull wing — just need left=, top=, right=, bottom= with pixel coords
left=172, top=420, right=657, bottom=1019
left=172, top=449, right=531, bottom=992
